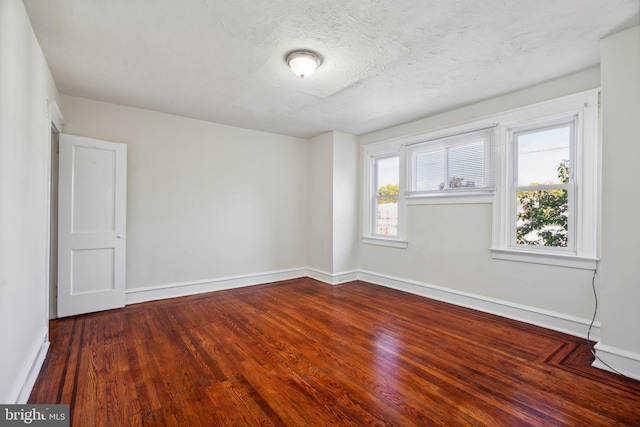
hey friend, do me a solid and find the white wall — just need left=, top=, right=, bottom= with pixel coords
left=60, top=95, right=309, bottom=293
left=306, top=131, right=359, bottom=279
left=307, top=132, right=334, bottom=273
left=0, top=0, right=60, bottom=403
left=358, top=68, right=601, bottom=332
left=332, top=131, right=359, bottom=274
left=598, top=26, right=640, bottom=375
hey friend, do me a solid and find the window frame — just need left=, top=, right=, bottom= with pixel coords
left=490, top=90, right=599, bottom=269
left=405, top=127, right=496, bottom=202
left=372, top=154, right=400, bottom=238
left=362, top=144, right=408, bottom=248
left=509, top=117, right=577, bottom=253
left=361, top=89, right=598, bottom=264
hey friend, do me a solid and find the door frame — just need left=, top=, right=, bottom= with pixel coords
left=45, top=100, right=64, bottom=322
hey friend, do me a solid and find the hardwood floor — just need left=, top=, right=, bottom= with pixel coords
left=30, top=278, right=640, bottom=426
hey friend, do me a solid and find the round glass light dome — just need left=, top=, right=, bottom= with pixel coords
left=286, top=51, right=321, bottom=79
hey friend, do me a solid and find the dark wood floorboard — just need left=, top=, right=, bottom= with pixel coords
left=29, top=278, right=640, bottom=426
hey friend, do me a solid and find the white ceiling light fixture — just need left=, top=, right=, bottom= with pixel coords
left=286, top=51, right=321, bottom=79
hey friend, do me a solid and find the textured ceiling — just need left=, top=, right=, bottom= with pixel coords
left=23, top=0, right=639, bottom=138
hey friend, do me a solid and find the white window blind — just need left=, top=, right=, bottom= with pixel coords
left=407, top=127, right=495, bottom=197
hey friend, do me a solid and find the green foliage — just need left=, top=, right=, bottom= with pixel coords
left=378, top=183, right=399, bottom=204
left=516, top=161, right=569, bottom=247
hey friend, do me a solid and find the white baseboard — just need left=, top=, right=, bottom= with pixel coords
left=125, top=268, right=600, bottom=341
left=126, top=268, right=363, bottom=305
left=592, top=342, right=640, bottom=381
left=9, top=327, right=49, bottom=404
left=358, top=270, right=600, bottom=340
left=306, top=268, right=359, bottom=285
left=125, top=268, right=309, bottom=305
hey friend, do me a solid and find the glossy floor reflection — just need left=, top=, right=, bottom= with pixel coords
left=30, top=279, right=640, bottom=426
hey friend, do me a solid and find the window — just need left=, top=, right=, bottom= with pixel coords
left=362, top=146, right=407, bottom=248
left=361, top=90, right=598, bottom=262
left=406, top=127, right=495, bottom=203
left=491, top=91, right=599, bottom=269
left=512, top=119, right=575, bottom=250
left=373, top=155, right=399, bottom=236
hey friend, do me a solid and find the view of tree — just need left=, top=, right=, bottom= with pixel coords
left=377, top=183, right=399, bottom=204
left=516, top=161, right=569, bottom=247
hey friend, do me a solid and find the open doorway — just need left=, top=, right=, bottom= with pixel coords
left=47, top=100, right=64, bottom=321
left=49, top=124, right=60, bottom=319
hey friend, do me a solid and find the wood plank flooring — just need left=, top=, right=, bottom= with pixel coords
left=29, top=278, right=640, bottom=426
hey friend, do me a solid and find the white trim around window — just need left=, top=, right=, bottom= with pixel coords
left=490, top=90, right=599, bottom=269
left=361, top=89, right=599, bottom=265
left=362, top=144, right=408, bottom=248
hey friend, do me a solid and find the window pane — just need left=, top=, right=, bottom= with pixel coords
left=416, top=150, right=444, bottom=191
left=376, top=197, right=398, bottom=236
left=375, top=156, right=399, bottom=236
left=376, top=156, right=399, bottom=189
left=448, top=141, right=484, bottom=189
left=516, top=189, right=568, bottom=247
left=517, top=125, right=571, bottom=186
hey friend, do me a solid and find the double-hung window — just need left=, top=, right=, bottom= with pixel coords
left=373, top=155, right=400, bottom=237
left=491, top=90, right=599, bottom=269
left=511, top=118, right=575, bottom=249
left=362, top=90, right=598, bottom=263
left=362, top=145, right=407, bottom=248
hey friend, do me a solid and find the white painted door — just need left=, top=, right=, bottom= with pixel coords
left=57, top=134, right=127, bottom=317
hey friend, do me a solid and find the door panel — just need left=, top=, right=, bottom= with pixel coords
left=71, top=146, right=117, bottom=233
left=71, top=248, right=115, bottom=294
left=57, top=134, right=127, bottom=317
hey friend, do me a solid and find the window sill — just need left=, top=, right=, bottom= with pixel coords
left=406, top=190, right=494, bottom=205
left=489, top=248, right=597, bottom=270
left=362, top=236, right=408, bottom=249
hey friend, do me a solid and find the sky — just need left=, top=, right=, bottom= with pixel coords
left=517, top=125, right=571, bottom=186
left=377, top=156, right=399, bottom=187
